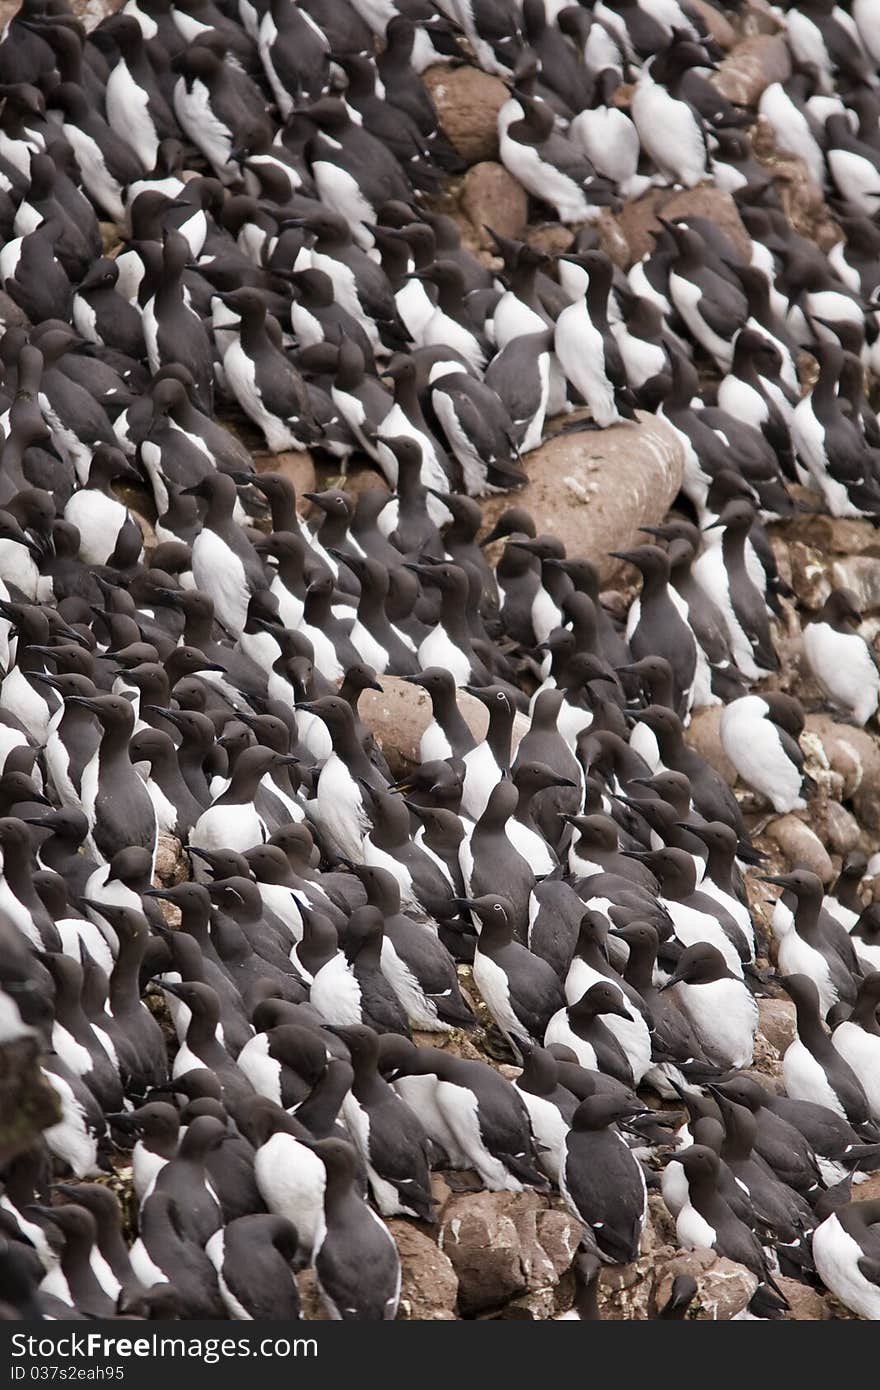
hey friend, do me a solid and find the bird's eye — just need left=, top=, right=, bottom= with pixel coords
left=494, top=904, right=502, bottom=912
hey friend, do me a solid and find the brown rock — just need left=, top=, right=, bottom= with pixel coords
left=752, top=118, right=840, bottom=251
left=429, top=1172, right=454, bottom=1215
left=662, top=186, right=752, bottom=258
left=535, top=1207, right=582, bottom=1280
left=712, top=35, right=792, bottom=108
left=684, top=706, right=739, bottom=786
left=787, top=540, right=831, bottom=612
left=492, top=1288, right=557, bottom=1319
left=757, top=997, right=797, bottom=1055
left=782, top=510, right=879, bottom=558
left=255, top=448, right=316, bottom=504
left=750, top=1027, right=785, bottom=1083
left=776, top=1276, right=832, bottom=1320
left=317, top=459, right=390, bottom=503
left=527, top=224, right=575, bottom=258
left=507, top=1197, right=560, bottom=1291
left=655, top=1249, right=758, bottom=1320
left=478, top=413, right=685, bottom=584
left=806, top=714, right=880, bottom=832
left=598, top=1246, right=667, bottom=1320
left=130, top=508, right=157, bottom=556
left=114, top=480, right=156, bottom=529
left=767, top=815, right=834, bottom=883
left=822, top=800, right=862, bottom=856
left=613, top=186, right=750, bottom=267
left=438, top=1191, right=577, bottom=1316
left=100, top=221, right=123, bottom=254
left=684, top=0, right=737, bottom=48
left=295, top=1269, right=331, bottom=1320
left=612, top=188, right=668, bottom=266
left=0, top=1035, right=60, bottom=1168
left=853, top=1172, right=880, bottom=1202
left=460, top=163, right=528, bottom=247
left=831, top=555, right=880, bottom=614
left=388, top=1220, right=459, bottom=1320
left=153, top=833, right=188, bottom=887
left=68, top=0, right=119, bottom=27
left=647, top=1192, right=678, bottom=1249
left=357, top=675, right=528, bottom=777
left=423, top=66, right=509, bottom=166
left=438, top=1191, right=529, bottom=1315
left=594, top=208, right=632, bottom=269
left=740, top=0, right=785, bottom=35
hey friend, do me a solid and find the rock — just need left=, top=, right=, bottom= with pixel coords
left=776, top=1276, right=832, bottom=1320
left=388, top=1220, right=459, bottom=1320
left=493, top=1288, right=558, bottom=1319
left=613, top=186, right=750, bottom=266
left=130, top=507, right=158, bottom=556
left=255, top=448, right=316, bottom=504
left=598, top=1247, right=667, bottom=1320
left=831, top=555, right=880, bottom=614
left=429, top=1172, right=454, bottom=1215
left=115, top=480, right=156, bottom=532
left=527, top=224, right=575, bottom=258
left=654, top=1249, right=758, bottom=1320
left=423, top=66, right=509, bottom=166
left=806, top=714, right=880, bottom=832
left=317, top=458, right=390, bottom=502
left=68, top=0, right=119, bottom=28
left=438, top=1191, right=576, bottom=1316
left=740, top=0, right=785, bottom=35
left=100, top=221, right=123, bottom=254
left=662, top=186, right=752, bottom=258
left=782, top=510, right=879, bottom=559
left=610, top=188, right=669, bottom=266
left=295, top=1269, right=331, bottom=1320
left=767, top=815, right=835, bottom=884
left=853, top=1172, right=880, bottom=1202
left=478, top=413, right=685, bottom=584
left=506, top=1199, right=560, bottom=1291
left=757, top=997, right=797, bottom=1055
left=684, top=706, right=739, bottom=786
left=685, top=0, right=737, bottom=48
left=357, top=675, right=528, bottom=777
left=751, top=118, right=840, bottom=251
left=750, top=1024, right=785, bottom=1083
left=153, top=833, right=188, bottom=887
left=712, top=35, right=792, bottom=108
left=0, top=1035, right=60, bottom=1168
left=593, top=208, right=632, bottom=269
left=535, top=1207, right=582, bottom=1280
left=822, top=800, right=862, bottom=856
left=787, top=540, right=832, bottom=612
left=460, top=163, right=528, bottom=246
left=438, top=1191, right=530, bottom=1315
left=646, top=1192, right=678, bottom=1249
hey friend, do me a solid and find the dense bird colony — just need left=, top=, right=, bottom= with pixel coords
left=0, top=0, right=879, bottom=1324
